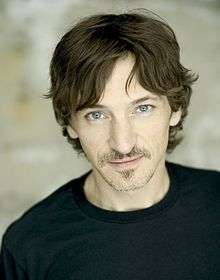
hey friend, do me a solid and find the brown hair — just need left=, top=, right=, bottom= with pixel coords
left=44, top=8, right=198, bottom=155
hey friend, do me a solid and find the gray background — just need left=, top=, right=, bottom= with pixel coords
left=0, top=0, right=220, bottom=244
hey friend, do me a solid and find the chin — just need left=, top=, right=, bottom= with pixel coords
left=97, top=159, right=156, bottom=192
left=107, top=168, right=155, bottom=192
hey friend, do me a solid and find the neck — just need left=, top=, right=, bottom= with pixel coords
left=84, top=159, right=170, bottom=212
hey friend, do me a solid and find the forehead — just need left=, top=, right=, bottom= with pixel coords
left=74, top=54, right=166, bottom=116
left=95, top=55, right=161, bottom=106
left=81, top=95, right=160, bottom=112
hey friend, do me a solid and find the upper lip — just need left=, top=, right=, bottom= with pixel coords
left=109, top=156, right=142, bottom=163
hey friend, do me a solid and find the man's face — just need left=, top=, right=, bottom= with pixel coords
left=67, top=55, right=181, bottom=192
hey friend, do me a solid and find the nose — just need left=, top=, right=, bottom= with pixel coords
left=108, top=118, right=137, bottom=155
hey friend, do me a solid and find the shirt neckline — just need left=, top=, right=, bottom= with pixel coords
left=71, top=160, right=180, bottom=223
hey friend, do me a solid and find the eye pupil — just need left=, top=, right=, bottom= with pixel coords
left=140, top=105, right=147, bottom=111
left=139, top=105, right=150, bottom=112
left=93, top=112, right=101, bottom=118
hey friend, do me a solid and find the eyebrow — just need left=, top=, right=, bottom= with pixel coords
left=80, top=95, right=159, bottom=111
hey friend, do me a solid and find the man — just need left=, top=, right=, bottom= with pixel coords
left=1, top=8, right=219, bottom=279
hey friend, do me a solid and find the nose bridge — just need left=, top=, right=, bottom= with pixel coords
left=109, top=116, right=136, bottom=154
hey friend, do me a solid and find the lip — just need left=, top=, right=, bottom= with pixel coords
left=108, top=156, right=144, bottom=170
left=109, top=156, right=142, bottom=163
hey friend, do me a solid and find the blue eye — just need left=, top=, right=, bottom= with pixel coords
left=85, top=104, right=155, bottom=121
left=136, top=104, right=154, bottom=113
left=86, top=111, right=104, bottom=120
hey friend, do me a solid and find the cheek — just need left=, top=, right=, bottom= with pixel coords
left=140, top=118, right=170, bottom=151
left=77, top=128, right=107, bottom=156
left=151, top=121, right=169, bottom=139
left=80, top=127, right=107, bottom=144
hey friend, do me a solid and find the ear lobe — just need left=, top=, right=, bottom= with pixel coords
left=169, top=108, right=182, bottom=127
left=66, top=125, right=78, bottom=139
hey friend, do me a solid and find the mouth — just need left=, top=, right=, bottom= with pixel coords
left=108, top=156, right=144, bottom=169
left=109, top=156, right=142, bottom=163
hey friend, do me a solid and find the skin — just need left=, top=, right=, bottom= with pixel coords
left=67, top=54, right=182, bottom=211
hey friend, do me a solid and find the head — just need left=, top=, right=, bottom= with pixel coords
left=44, top=9, right=198, bottom=187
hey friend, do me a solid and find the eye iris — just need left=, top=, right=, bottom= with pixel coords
left=92, top=112, right=101, bottom=119
left=139, top=105, right=149, bottom=112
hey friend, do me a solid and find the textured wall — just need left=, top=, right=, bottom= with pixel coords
left=0, top=0, right=220, bottom=242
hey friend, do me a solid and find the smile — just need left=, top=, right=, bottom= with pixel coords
left=108, top=156, right=144, bottom=170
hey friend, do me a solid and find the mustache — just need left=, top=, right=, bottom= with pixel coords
left=99, top=149, right=151, bottom=167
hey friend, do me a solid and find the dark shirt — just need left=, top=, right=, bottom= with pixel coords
left=0, top=161, right=220, bottom=280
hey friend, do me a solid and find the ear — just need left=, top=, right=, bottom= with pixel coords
left=169, top=108, right=182, bottom=127
left=66, top=125, right=78, bottom=139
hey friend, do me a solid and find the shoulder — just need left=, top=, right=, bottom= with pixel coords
left=1, top=173, right=86, bottom=256
left=168, top=160, right=220, bottom=201
left=169, top=160, right=220, bottom=179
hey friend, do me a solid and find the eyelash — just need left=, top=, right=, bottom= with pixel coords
left=84, top=104, right=155, bottom=121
